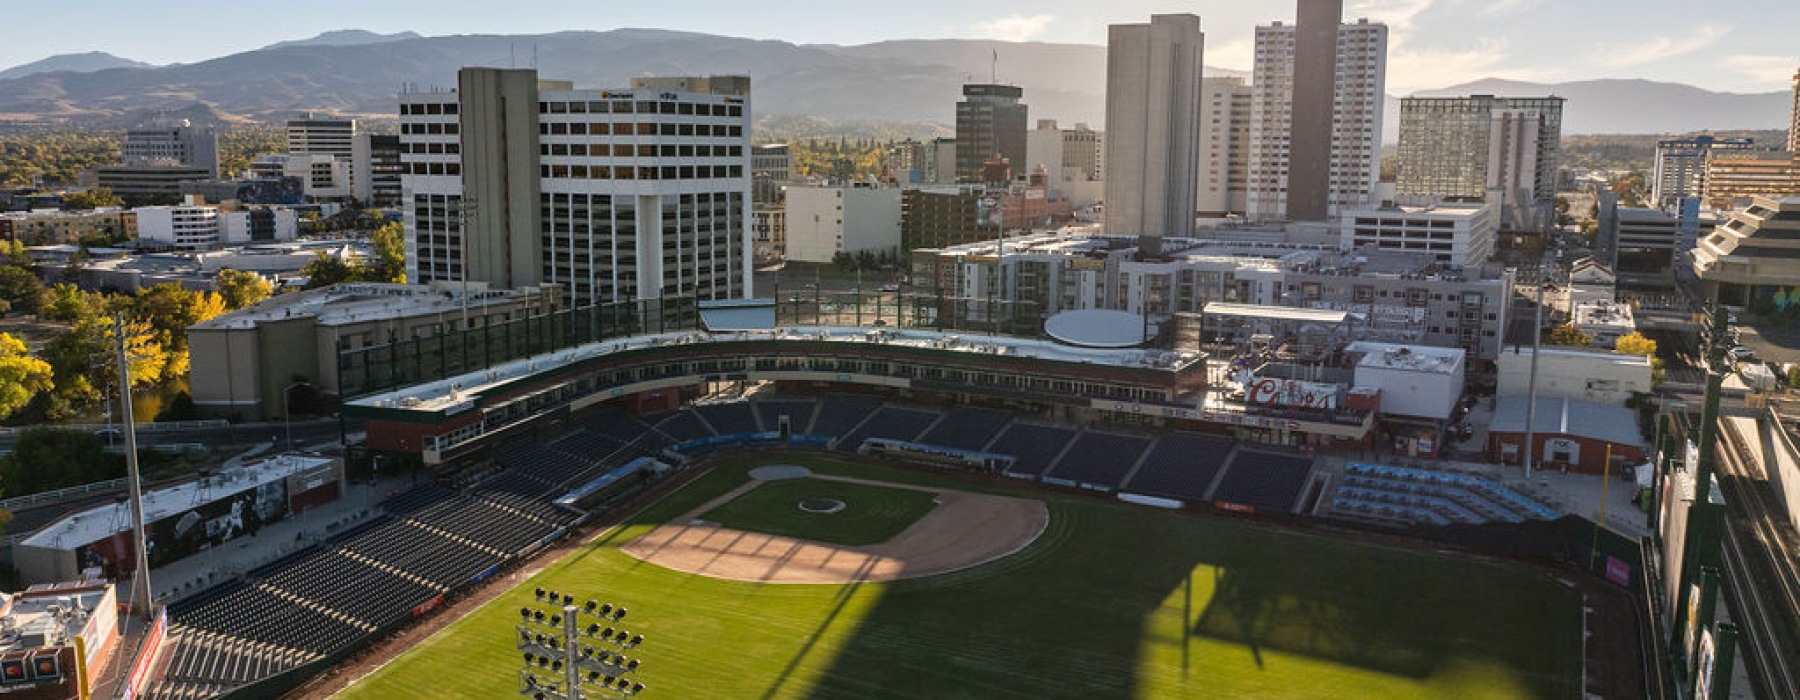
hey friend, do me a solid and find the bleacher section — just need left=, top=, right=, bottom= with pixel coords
left=811, top=396, right=883, bottom=438
left=649, top=410, right=716, bottom=443
left=1328, top=463, right=1561, bottom=527
left=991, top=424, right=1078, bottom=478
left=1045, top=432, right=1151, bottom=489
left=156, top=461, right=591, bottom=697
left=1122, top=433, right=1234, bottom=502
left=755, top=400, right=818, bottom=435
left=694, top=402, right=760, bottom=435
left=835, top=406, right=939, bottom=451
left=915, top=408, right=1012, bottom=452
left=1209, top=452, right=1316, bottom=513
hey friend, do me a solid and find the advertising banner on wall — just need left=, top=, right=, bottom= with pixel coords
left=1242, top=376, right=1341, bottom=410
left=79, top=480, right=290, bottom=577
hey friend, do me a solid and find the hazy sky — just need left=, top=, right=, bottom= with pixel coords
left=7, top=0, right=1797, bottom=94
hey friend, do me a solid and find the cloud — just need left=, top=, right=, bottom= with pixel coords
left=1349, top=0, right=1436, bottom=37
left=1718, top=54, right=1800, bottom=90
left=1206, top=37, right=1254, bottom=72
left=1589, top=24, right=1730, bottom=68
left=965, top=14, right=1055, bottom=43
left=1475, top=0, right=1544, bottom=18
left=1385, top=38, right=1527, bottom=93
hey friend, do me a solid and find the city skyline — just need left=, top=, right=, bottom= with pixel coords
left=1, top=0, right=1796, bottom=95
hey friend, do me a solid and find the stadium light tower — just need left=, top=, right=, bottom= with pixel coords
left=517, top=588, right=647, bottom=699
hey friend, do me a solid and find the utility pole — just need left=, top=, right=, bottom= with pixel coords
left=114, top=315, right=153, bottom=618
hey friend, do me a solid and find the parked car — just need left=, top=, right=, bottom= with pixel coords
left=1729, top=346, right=1756, bottom=361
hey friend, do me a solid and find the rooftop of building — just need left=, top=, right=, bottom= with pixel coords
left=1572, top=300, right=1637, bottom=328
left=1, top=207, right=130, bottom=219
left=348, top=326, right=1206, bottom=414
left=920, top=232, right=1502, bottom=281
left=20, top=455, right=336, bottom=551
left=0, top=582, right=112, bottom=653
left=1490, top=396, right=1644, bottom=448
left=1346, top=200, right=1492, bottom=217
left=1500, top=346, right=1653, bottom=368
left=190, top=280, right=549, bottom=331
left=1345, top=341, right=1465, bottom=374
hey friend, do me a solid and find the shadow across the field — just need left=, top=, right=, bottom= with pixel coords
left=788, top=501, right=1581, bottom=700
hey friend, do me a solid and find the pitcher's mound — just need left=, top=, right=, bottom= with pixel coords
left=623, top=476, right=1047, bottom=584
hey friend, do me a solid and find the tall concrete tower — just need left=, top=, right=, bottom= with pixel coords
left=1103, top=13, right=1205, bottom=256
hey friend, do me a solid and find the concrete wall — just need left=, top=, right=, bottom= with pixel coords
left=1496, top=348, right=1651, bottom=405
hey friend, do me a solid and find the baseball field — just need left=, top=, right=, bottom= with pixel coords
left=335, top=452, right=1584, bottom=699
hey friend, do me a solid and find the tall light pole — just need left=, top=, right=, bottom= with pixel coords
left=517, top=588, right=646, bottom=699
left=113, top=315, right=153, bottom=618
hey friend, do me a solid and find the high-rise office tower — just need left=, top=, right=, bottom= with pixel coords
left=399, top=67, right=753, bottom=306
left=287, top=114, right=356, bottom=159
left=122, top=117, right=219, bottom=178
left=1198, top=76, right=1252, bottom=218
left=352, top=133, right=403, bottom=207
left=1104, top=13, right=1205, bottom=253
left=1396, top=95, right=1564, bottom=231
left=1651, top=135, right=1755, bottom=208
left=954, top=84, right=1028, bottom=184
left=1247, top=3, right=1388, bottom=222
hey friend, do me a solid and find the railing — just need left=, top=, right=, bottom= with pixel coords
left=0, top=419, right=227, bottom=438
left=0, top=477, right=128, bottom=512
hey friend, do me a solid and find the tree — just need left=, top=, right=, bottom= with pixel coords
left=1614, top=332, right=1657, bottom=357
left=0, top=333, right=51, bottom=420
left=0, top=429, right=120, bottom=496
left=42, top=316, right=167, bottom=392
left=215, top=269, right=272, bottom=310
left=0, top=266, right=46, bottom=317
left=154, top=391, right=200, bottom=422
left=61, top=187, right=124, bottom=210
left=1548, top=323, right=1594, bottom=347
left=301, top=251, right=363, bottom=289
left=1616, top=331, right=1665, bottom=386
left=366, top=222, right=407, bottom=284
left=41, top=283, right=99, bottom=322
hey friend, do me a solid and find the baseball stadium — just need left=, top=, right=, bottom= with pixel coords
left=110, top=306, right=1647, bottom=699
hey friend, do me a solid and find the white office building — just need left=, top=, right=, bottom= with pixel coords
left=136, top=201, right=221, bottom=249
left=1340, top=200, right=1499, bottom=267
left=399, top=68, right=753, bottom=307
left=1103, top=13, right=1205, bottom=253
left=783, top=185, right=902, bottom=263
left=122, top=118, right=219, bottom=178
left=1246, top=14, right=1388, bottom=222
left=220, top=207, right=300, bottom=245
left=250, top=153, right=351, bottom=200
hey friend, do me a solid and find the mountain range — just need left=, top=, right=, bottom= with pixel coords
left=0, top=51, right=152, bottom=81
left=0, top=29, right=1787, bottom=138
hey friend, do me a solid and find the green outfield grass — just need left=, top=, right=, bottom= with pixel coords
left=700, top=477, right=939, bottom=546
left=337, top=453, right=1584, bottom=700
